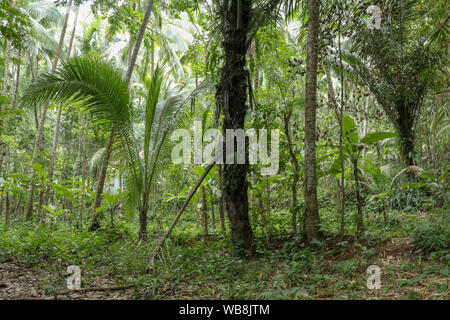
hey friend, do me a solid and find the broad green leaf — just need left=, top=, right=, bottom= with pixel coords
left=361, top=132, right=397, bottom=145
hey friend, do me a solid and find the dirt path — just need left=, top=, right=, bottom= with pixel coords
left=0, top=259, right=132, bottom=300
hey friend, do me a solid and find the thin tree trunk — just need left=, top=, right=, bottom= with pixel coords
left=28, top=52, right=39, bottom=130
left=149, top=162, right=215, bottom=270
left=5, top=192, right=9, bottom=225
left=325, top=58, right=345, bottom=239
left=89, top=0, right=155, bottom=231
left=45, top=2, right=79, bottom=208
left=79, top=146, right=88, bottom=228
left=303, top=0, right=321, bottom=245
left=126, top=4, right=136, bottom=66
left=353, top=158, right=364, bottom=238
left=45, top=104, right=63, bottom=206
left=283, top=111, right=300, bottom=233
left=52, top=0, right=72, bottom=71
left=24, top=0, right=73, bottom=221
left=2, top=39, right=11, bottom=97
left=67, top=6, right=79, bottom=59
left=0, top=39, right=12, bottom=175
left=337, top=20, right=346, bottom=239
left=202, top=186, right=208, bottom=237
left=12, top=46, right=21, bottom=109
left=210, top=188, right=216, bottom=229
left=218, top=164, right=225, bottom=230
left=125, top=0, right=155, bottom=84
left=266, top=177, right=271, bottom=215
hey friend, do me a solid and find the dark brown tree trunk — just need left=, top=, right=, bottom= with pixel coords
left=217, top=0, right=254, bottom=255
left=283, top=111, right=300, bottom=233
left=303, top=0, right=321, bottom=245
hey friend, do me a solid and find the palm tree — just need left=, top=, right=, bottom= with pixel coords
left=22, top=55, right=192, bottom=239
left=89, top=0, right=156, bottom=231
left=345, top=0, right=447, bottom=166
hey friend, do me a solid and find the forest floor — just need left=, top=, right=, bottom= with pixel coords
left=0, top=235, right=448, bottom=300
left=0, top=259, right=132, bottom=299
left=0, top=207, right=448, bottom=300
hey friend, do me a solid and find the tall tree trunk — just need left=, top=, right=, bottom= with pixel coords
left=126, top=3, right=137, bottom=66
left=202, top=186, right=208, bottom=237
left=28, top=52, right=39, bottom=130
left=45, top=2, right=79, bottom=208
left=2, top=39, right=11, bottom=97
left=398, top=111, right=416, bottom=166
left=337, top=20, right=346, bottom=239
left=217, top=0, right=254, bottom=255
left=24, top=0, right=73, bottom=221
left=210, top=188, right=216, bottom=229
left=89, top=0, right=155, bottom=232
left=283, top=111, right=299, bottom=233
left=79, top=148, right=88, bottom=228
left=67, top=6, right=79, bottom=59
left=51, top=0, right=72, bottom=72
left=218, top=164, right=225, bottom=230
left=12, top=46, right=21, bottom=109
left=125, top=0, right=155, bottom=84
left=45, top=104, right=63, bottom=206
left=303, top=0, right=321, bottom=245
left=325, top=57, right=345, bottom=239
left=5, top=192, right=9, bottom=225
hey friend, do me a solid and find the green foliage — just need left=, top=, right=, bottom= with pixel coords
left=0, top=0, right=31, bottom=46
left=412, top=220, right=449, bottom=254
